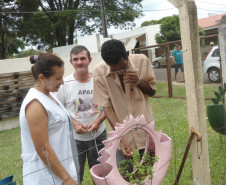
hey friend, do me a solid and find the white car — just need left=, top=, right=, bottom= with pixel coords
left=152, top=51, right=174, bottom=68
left=203, top=46, right=221, bottom=83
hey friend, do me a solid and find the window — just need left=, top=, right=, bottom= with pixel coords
left=212, top=49, right=219, bottom=57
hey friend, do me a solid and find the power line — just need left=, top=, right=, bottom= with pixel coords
left=198, top=8, right=226, bottom=13
left=0, top=6, right=225, bottom=15
left=196, top=0, right=226, bottom=6
left=0, top=7, right=179, bottom=14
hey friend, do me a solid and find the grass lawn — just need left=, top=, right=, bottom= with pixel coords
left=155, top=81, right=219, bottom=98
left=0, top=82, right=225, bottom=185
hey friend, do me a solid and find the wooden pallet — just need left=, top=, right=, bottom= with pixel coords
left=0, top=71, right=34, bottom=121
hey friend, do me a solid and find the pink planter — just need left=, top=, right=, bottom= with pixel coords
left=90, top=115, right=172, bottom=185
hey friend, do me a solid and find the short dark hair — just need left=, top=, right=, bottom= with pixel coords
left=101, top=39, right=127, bottom=65
left=70, top=45, right=90, bottom=59
left=30, top=53, right=64, bottom=80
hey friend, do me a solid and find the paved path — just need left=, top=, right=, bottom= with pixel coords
left=153, top=68, right=210, bottom=83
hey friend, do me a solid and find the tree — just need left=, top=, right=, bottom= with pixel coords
left=141, top=20, right=161, bottom=27
left=155, top=15, right=181, bottom=44
left=13, top=49, right=40, bottom=58
left=140, top=16, right=170, bottom=27
left=17, top=0, right=143, bottom=49
left=0, top=0, right=25, bottom=59
left=141, top=15, right=205, bottom=45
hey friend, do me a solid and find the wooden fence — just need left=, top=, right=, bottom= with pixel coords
left=0, top=71, right=34, bottom=121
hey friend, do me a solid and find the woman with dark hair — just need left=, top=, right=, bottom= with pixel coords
left=19, top=53, right=80, bottom=185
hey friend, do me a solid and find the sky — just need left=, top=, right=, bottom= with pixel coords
left=107, top=0, right=226, bottom=35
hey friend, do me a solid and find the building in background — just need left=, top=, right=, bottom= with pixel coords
left=198, top=13, right=226, bottom=35
left=198, top=12, right=226, bottom=46
left=53, top=24, right=161, bottom=66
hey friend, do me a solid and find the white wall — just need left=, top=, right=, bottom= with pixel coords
left=53, top=44, right=76, bottom=57
left=112, top=27, right=146, bottom=41
left=53, top=34, right=102, bottom=56
left=112, top=25, right=160, bottom=46
left=0, top=57, right=32, bottom=74
left=144, top=25, right=161, bottom=46
left=99, top=37, right=111, bottom=46
left=77, top=34, right=101, bottom=53
left=0, top=52, right=103, bottom=76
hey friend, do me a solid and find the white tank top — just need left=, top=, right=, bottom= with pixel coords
left=20, top=88, right=79, bottom=185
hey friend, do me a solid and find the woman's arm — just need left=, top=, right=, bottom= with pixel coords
left=25, top=99, right=77, bottom=185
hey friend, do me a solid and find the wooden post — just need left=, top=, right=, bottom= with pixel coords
left=167, top=0, right=211, bottom=184
left=165, top=43, right=173, bottom=98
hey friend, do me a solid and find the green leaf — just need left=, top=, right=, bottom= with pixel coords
left=219, top=86, right=224, bottom=95
left=214, top=92, right=221, bottom=100
left=118, top=149, right=156, bottom=183
left=211, top=98, right=219, bottom=105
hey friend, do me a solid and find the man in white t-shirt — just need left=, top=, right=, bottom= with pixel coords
left=56, top=45, right=106, bottom=184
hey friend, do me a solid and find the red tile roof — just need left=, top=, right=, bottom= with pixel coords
left=198, top=13, right=226, bottom=28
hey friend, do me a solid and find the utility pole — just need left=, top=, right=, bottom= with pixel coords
left=219, top=16, right=226, bottom=84
left=99, top=0, right=108, bottom=38
left=168, top=0, right=211, bottom=184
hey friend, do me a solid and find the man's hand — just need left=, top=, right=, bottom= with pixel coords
left=87, top=121, right=99, bottom=132
left=123, top=70, right=139, bottom=85
left=72, top=120, right=87, bottom=134
left=120, top=136, right=134, bottom=159
left=172, top=57, right=176, bottom=64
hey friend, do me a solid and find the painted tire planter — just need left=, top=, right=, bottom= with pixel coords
left=90, top=115, right=172, bottom=185
left=207, top=104, right=226, bottom=135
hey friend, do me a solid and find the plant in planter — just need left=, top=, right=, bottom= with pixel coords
left=118, top=149, right=158, bottom=185
left=207, top=83, right=226, bottom=135
left=90, top=115, right=172, bottom=185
